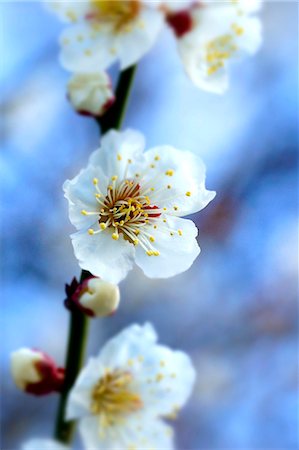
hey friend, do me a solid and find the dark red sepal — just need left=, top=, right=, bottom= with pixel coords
left=64, top=276, right=96, bottom=317
left=25, top=353, right=65, bottom=396
left=166, top=10, right=193, bottom=38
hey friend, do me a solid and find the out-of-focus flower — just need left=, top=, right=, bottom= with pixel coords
left=65, top=276, right=120, bottom=317
left=22, top=438, right=69, bottom=450
left=63, top=129, right=215, bottom=283
left=67, top=72, right=115, bottom=117
left=165, top=0, right=262, bottom=93
left=10, top=348, right=64, bottom=396
left=67, top=323, right=196, bottom=449
left=46, top=0, right=164, bottom=72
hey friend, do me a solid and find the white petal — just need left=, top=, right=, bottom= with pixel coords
left=79, top=415, right=174, bottom=450
left=133, top=345, right=196, bottom=417
left=45, top=0, right=91, bottom=23
left=142, top=145, right=216, bottom=216
left=89, top=129, right=145, bottom=180
left=237, top=16, right=262, bottom=55
left=71, top=227, right=135, bottom=283
left=59, top=23, right=117, bottom=73
left=63, top=165, right=108, bottom=230
left=22, top=438, right=69, bottom=450
left=116, top=7, right=164, bottom=70
left=162, top=0, right=194, bottom=12
left=98, top=323, right=158, bottom=368
left=135, top=216, right=201, bottom=278
left=67, top=357, right=105, bottom=420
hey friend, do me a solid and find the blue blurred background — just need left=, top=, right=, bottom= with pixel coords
left=1, top=2, right=298, bottom=449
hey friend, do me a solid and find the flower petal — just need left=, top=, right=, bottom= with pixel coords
left=79, top=415, right=174, bottom=450
left=98, top=323, right=158, bottom=368
left=89, top=129, right=146, bottom=180
left=59, top=23, right=117, bottom=73
left=133, top=345, right=196, bottom=418
left=71, top=227, right=135, bottom=283
left=135, top=216, right=200, bottom=278
left=63, top=165, right=108, bottom=230
left=45, top=0, right=91, bottom=23
left=142, top=145, right=215, bottom=216
left=67, top=357, right=105, bottom=420
left=116, top=7, right=164, bottom=70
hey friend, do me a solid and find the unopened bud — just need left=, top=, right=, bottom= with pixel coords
left=10, top=348, right=64, bottom=396
left=78, top=278, right=120, bottom=317
left=67, top=72, right=115, bottom=117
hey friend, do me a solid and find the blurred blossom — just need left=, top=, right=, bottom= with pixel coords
left=46, top=0, right=164, bottom=71
left=67, top=323, right=195, bottom=449
left=175, top=0, right=262, bottom=93
left=46, top=0, right=262, bottom=93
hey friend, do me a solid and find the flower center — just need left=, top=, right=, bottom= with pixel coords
left=205, top=24, right=244, bottom=76
left=81, top=153, right=189, bottom=256
left=90, top=0, right=141, bottom=31
left=90, top=370, right=142, bottom=425
left=83, top=174, right=164, bottom=256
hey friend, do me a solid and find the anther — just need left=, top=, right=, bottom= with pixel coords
left=117, top=154, right=122, bottom=161
left=149, top=236, right=155, bottom=243
left=112, top=233, right=119, bottom=240
left=100, top=223, right=106, bottom=230
left=88, top=229, right=94, bottom=235
left=165, top=170, right=174, bottom=176
left=154, top=155, right=160, bottom=161
left=186, top=191, right=191, bottom=197
left=178, top=229, right=183, bottom=236
left=81, top=210, right=88, bottom=215
left=111, top=175, right=118, bottom=181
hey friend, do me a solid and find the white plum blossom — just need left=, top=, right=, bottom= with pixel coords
left=67, top=71, right=115, bottom=117
left=63, top=129, right=215, bottom=283
left=22, top=439, right=69, bottom=450
left=47, top=0, right=164, bottom=72
left=67, top=323, right=196, bottom=450
left=168, top=0, right=263, bottom=93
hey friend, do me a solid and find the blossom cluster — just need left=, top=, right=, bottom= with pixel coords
left=46, top=0, right=262, bottom=115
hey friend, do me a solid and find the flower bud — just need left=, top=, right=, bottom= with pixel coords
left=67, top=72, right=115, bottom=117
left=10, top=348, right=64, bottom=396
left=78, top=278, right=120, bottom=317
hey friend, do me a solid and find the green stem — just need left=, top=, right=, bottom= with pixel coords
left=54, top=308, right=89, bottom=443
left=97, top=65, right=137, bottom=133
left=54, top=66, right=137, bottom=444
